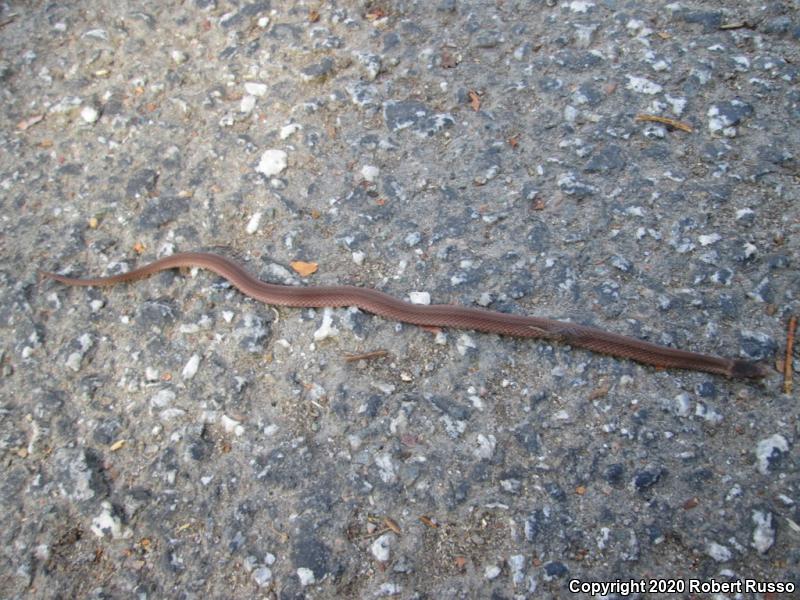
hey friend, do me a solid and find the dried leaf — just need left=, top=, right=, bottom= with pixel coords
left=291, top=261, right=318, bottom=277
left=785, top=315, right=796, bottom=395
left=308, top=9, right=320, bottom=22
left=344, top=349, right=389, bottom=363
left=634, top=113, right=693, bottom=133
left=383, top=517, right=402, bottom=534
left=468, top=90, right=481, bottom=111
left=418, top=515, right=439, bottom=528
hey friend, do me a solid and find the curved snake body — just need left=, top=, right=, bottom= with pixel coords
left=40, top=252, right=766, bottom=379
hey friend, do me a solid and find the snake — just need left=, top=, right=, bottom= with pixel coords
left=39, top=251, right=767, bottom=379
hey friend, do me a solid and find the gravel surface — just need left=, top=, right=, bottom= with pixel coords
left=1, top=1, right=799, bottom=598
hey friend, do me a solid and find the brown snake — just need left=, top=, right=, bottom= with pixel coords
left=39, top=251, right=767, bottom=379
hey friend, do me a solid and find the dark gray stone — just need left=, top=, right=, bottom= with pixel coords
left=679, top=10, right=722, bottom=32
left=428, top=395, right=471, bottom=421
left=584, top=145, right=625, bottom=173
left=543, top=561, right=568, bottom=579
left=739, top=331, right=777, bottom=361
left=605, top=463, right=624, bottom=485
left=136, top=299, right=178, bottom=329
left=711, top=99, right=754, bottom=128
left=137, top=196, right=190, bottom=229
left=301, top=57, right=334, bottom=81
left=126, top=168, right=159, bottom=198
left=633, top=468, right=663, bottom=491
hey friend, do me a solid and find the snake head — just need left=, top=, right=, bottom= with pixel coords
left=730, top=360, right=769, bottom=379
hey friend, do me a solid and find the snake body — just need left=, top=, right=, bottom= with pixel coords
left=39, top=252, right=766, bottom=379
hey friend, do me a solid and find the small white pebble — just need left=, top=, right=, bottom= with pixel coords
left=563, top=105, right=579, bottom=123
left=477, top=292, right=492, bottom=307
left=352, top=251, right=365, bottom=266
left=361, top=165, right=380, bottom=182
left=484, top=565, right=501, bottom=580
left=64, top=333, right=93, bottom=371
left=706, top=541, right=732, bottom=562
left=279, top=123, right=302, bottom=139
left=625, top=75, right=663, bottom=95
left=244, top=82, right=268, bottom=96
left=376, top=583, right=402, bottom=596
left=408, top=291, right=431, bottom=305
left=246, top=211, right=262, bottom=234
left=755, top=434, right=788, bottom=475
left=698, top=233, right=721, bottom=246
left=752, top=510, right=775, bottom=554
left=742, top=242, right=758, bottom=259
left=569, top=0, right=594, bottom=13
left=171, top=49, right=188, bottom=64
left=252, top=566, right=272, bottom=587
left=181, top=354, right=200, bottom=380
left=473, top=434, right=496, bottom=460
left=673, top=392, right=691, bottom=417
left=313, top=308, right=340, bottom=341
left=240, top=94, right=256, bottom=113
left=221, top=414, right=244, bottom=436
left=370, top=533, right=393, bottom=562
left=456, top=333, right=476, bottom=355
left=90, top=501, right=130, bottom=539
left=297, top=567, right=315, bottom=586
left=509, top=554, right=526, bottom=584
left=256, top=149, right=288, bottom=177
left=80, top=105, right=99, bottom=123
